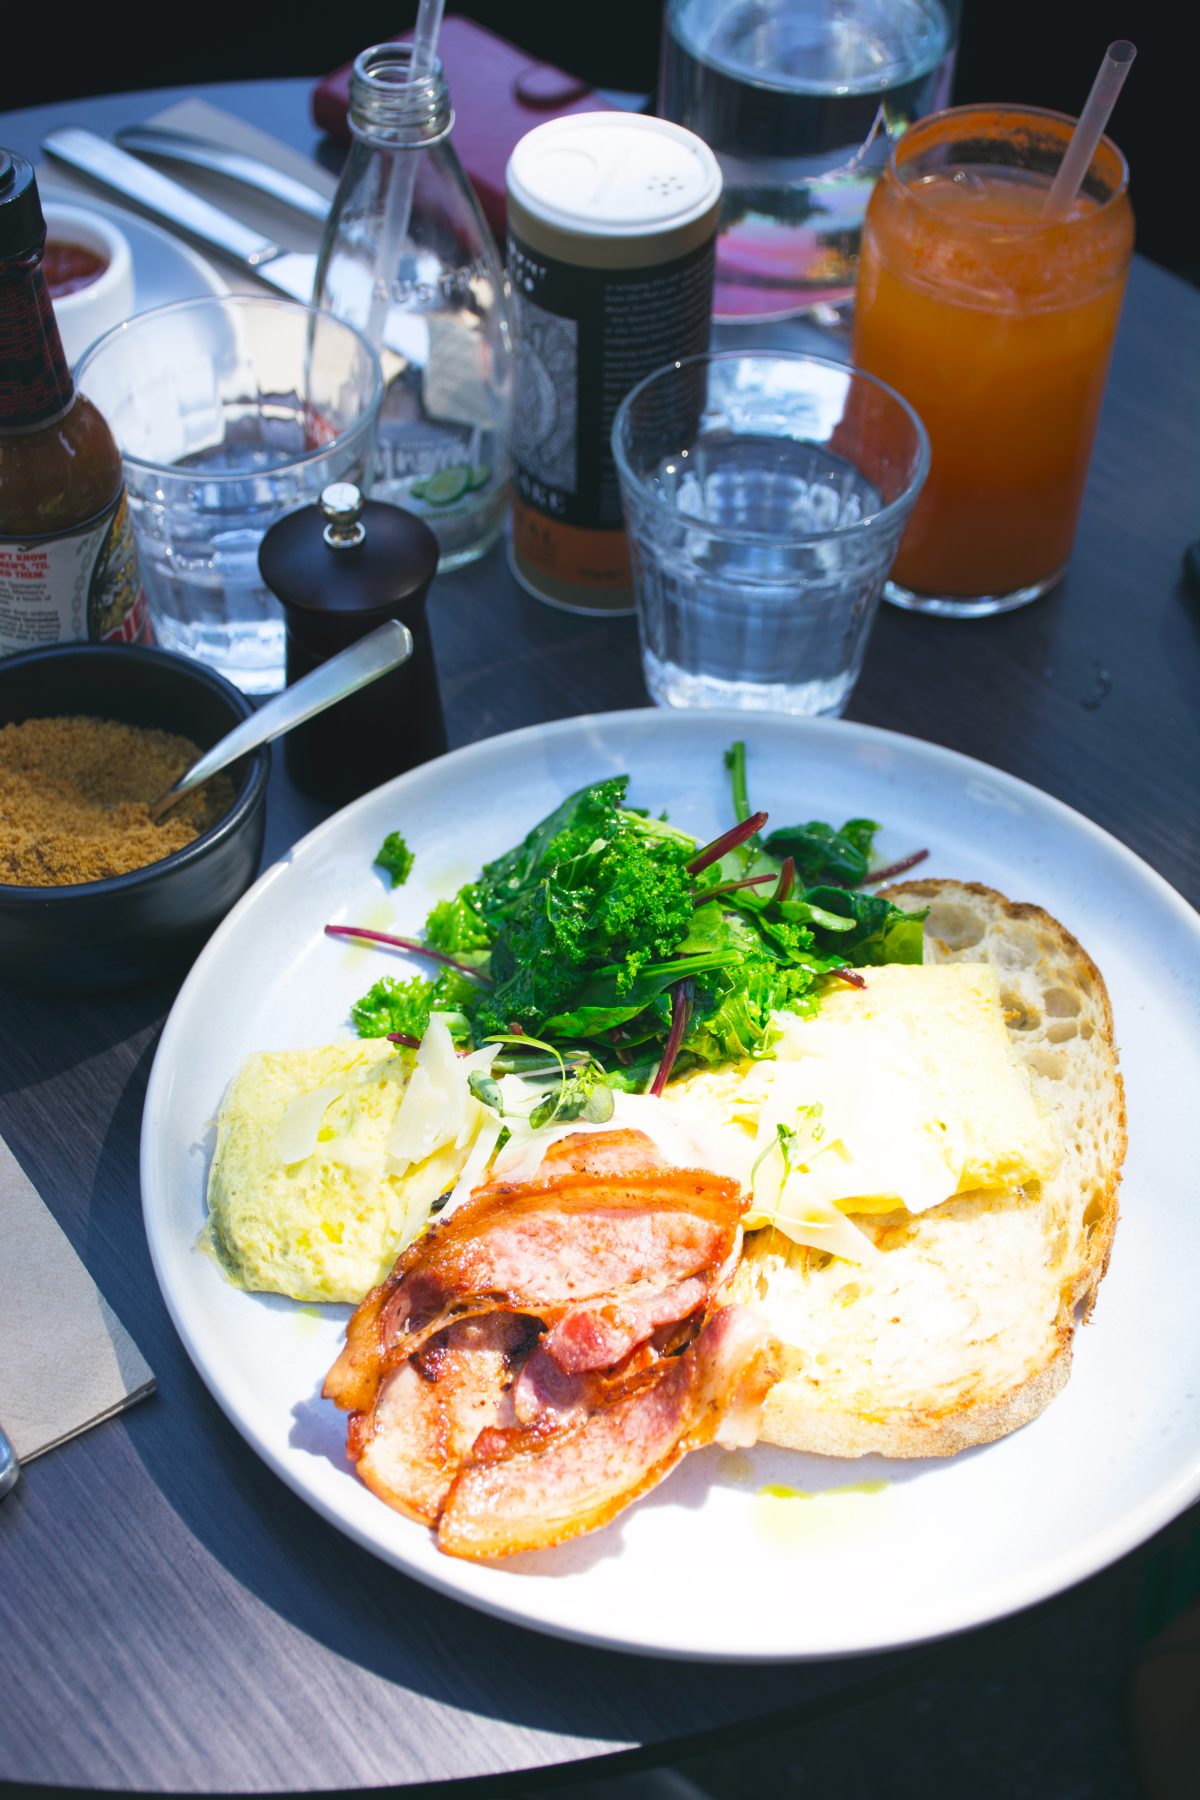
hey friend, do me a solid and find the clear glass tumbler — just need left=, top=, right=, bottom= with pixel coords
left=612, top=349, right=928, bottom=716
left=658, top=0, right=960, bottom=324
left=76, top=296, right=383, bottom=694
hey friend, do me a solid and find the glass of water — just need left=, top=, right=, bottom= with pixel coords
left=612, top=350, right=928, bottom=716
left=659, top=0, right=960, bottom=323
left=76, top=297, right=383, bottom=695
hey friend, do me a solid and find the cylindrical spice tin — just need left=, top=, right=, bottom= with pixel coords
left=506, top=114, right=721, bottom=613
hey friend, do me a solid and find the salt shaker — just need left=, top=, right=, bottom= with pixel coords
left=313, top=42, right=513, bottom=573
left=258, top=483, right=444, bottom=805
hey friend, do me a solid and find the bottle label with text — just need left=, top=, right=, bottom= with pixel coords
left=0, top=489, right=148, bottom=655
left=508, top=231, right=715, bottom=594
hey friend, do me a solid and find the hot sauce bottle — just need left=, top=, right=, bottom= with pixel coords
left=0, top=149, right=146, bottom=656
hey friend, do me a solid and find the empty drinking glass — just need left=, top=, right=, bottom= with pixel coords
left=612, top=349, right=928, bottom=715
left=76, top=297, right=383, bottom=694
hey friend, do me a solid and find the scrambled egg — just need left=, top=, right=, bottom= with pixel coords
left=203, top=1040, right=471, bottom=1303
left=660, top=962, right=1061, bottom=1260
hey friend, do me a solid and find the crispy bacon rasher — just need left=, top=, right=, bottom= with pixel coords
left=439, top=1306, right=778, bottom=1559
left=323, top=1129, right=780, bottom=1559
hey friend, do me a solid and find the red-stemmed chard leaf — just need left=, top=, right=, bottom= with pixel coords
left=386, top=1031, right=422, bottom=1048
left=650, top=979, right=694, bottom=1096
left=686, top=811, right=769, bottom=876
left=697, top=852, right=798, bottom=905
left=773, top=856, right=796, bottom=904
left=862, top=849, right=929, bottom=887
left=696, top=870, right=776, bottom=901
left=324, top=924, right=492, bottom=983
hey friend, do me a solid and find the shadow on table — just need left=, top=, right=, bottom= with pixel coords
left=0, top=971, right=174, bottom=1094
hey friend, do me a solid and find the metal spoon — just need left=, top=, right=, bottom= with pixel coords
left=149, top=619, right=413, bottom=822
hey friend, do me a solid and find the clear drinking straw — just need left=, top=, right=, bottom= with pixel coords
left=1042, top=39, right=1136, bottom=218
left=390, top=0, right=446, bottom=241
left=410, top=0, right=446, bottom=75
left=362, top=0, right=448, bottom=351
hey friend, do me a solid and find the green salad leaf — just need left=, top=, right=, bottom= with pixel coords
left=802, top=886, right=925, bottom=965
left=351, top=966, right=478, bottom=1041
left=347, top=751, right=925, bottom=1092
left=761, top=817, right=880, bottom=887
left=374, top=831, right=415, bottom=887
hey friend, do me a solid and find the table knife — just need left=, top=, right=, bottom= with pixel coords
left=113, top=125, right=331, bottom=225
left=41, top=128, right=317, bottom=302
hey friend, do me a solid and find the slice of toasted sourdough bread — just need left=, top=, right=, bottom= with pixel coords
left=729, top=880, right=1126, bottom=1459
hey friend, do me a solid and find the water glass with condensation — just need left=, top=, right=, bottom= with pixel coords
left=76, top=296, right=383, bottom=695
left=612, top=350, right=928, bottom=716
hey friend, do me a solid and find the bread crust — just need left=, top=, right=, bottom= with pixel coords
left=732, top=880, right=1125, bottom=1459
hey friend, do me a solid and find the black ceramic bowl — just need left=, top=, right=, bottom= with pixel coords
left=0, top=644, right=269, bottom=989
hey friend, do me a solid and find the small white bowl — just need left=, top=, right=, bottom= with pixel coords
left=42, top=201, right=135, bottom=368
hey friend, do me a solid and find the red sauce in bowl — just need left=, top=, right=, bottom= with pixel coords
left=44, top=240, right=108, bottom=298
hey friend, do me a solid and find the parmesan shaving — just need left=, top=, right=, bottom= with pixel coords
left=386, top=1016, right=500, bottom=1173
left=272, top=1082, right=351, bottom=1165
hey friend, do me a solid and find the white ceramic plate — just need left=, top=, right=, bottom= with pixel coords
left=141, top=710, right=1200, bottom=1661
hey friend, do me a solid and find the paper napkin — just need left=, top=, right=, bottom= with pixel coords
left=0, top=1133, right=154, bottom=1462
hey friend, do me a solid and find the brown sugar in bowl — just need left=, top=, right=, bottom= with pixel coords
left=0, top=645, right=269, bottom=989
left=0, top=715, right=238, bottom=887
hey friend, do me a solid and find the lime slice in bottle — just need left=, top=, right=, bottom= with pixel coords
left=465, top=464, right=492, bottom=492
left=423, top=465, right=470, bottom=506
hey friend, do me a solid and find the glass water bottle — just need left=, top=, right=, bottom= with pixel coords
left=314, top=43, right=512, bottom=569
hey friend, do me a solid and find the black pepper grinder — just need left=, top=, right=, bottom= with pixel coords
left=259, top=483, right=445, bottom=805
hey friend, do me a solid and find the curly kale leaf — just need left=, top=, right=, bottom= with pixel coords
left=352, top=975, right=432, bottom=1038
left=541, top=834, right=694, bottom=980
left=352, top=966, right=479, bottom=1040
left=468, top=781, right=696, bottom=1035
left=424, top=890, right=491, bottom=954
left=473, top=776, right=630, bottom=923
left=683, top=946, right=838, bottom=1065
left=374, top=831, right=414, bottom=887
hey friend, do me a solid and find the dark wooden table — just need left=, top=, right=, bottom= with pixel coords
left=1, top=79, right=1198, bottom=1798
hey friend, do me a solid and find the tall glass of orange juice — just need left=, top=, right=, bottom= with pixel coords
left=852, top=105, right=1133, bottom=615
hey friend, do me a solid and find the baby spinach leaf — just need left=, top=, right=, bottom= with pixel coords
left=762, top=818, right=881, bottom=887
left=804, top=886, right=926, bottom=964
